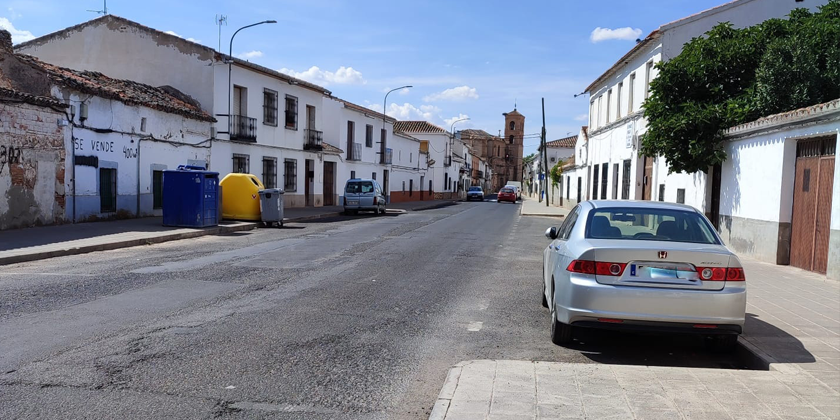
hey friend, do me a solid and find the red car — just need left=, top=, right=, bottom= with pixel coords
left=497, top=187, right=517, bottom=203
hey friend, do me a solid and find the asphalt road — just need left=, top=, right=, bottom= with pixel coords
left=0, top=201, right=745, bottom=419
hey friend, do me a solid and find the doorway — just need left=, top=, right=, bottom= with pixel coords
left=642, top=155, right=654, bottom=200
left=323, top=161, right=335, bottom=206
left=790, top=136, right=836, bottom=274
left=383, top=169, right=389, bottom=203
left=305, top=159, right=314, bottom=207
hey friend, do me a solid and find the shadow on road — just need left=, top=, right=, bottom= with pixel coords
left=742, top=312, right=816, bottom=364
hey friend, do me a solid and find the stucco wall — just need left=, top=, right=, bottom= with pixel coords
left=0, top=101, right=66, bottom=229
left=16, top=18, right=216, bottom=112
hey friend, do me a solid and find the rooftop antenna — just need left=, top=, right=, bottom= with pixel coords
left=87, top=0, right=107, bottom=15
left=216, top=15, right=228, bottom=52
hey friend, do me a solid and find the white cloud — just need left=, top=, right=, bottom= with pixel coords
left=0, top=17, right=34, bottom=44
left=423, top=86, right=479, bottom=102
left=164, top=30, right=200, bottom=43
left=590, top=27, right=643, bottom=43
left=444, top=114, right=472, bottom=129
left=574, top=114, right=588, bottom=122
left=399, top=87, right=410, bottom=96
left=237, top=50, right=263, bottom=60
left=369, top=102, right=441, bottom=121
left=278, top=66, right=366, bottom=86
left=7, top=8, right=22, bottom=20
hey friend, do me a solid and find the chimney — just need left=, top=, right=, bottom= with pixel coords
left=0, top=30, right=12, bottom=52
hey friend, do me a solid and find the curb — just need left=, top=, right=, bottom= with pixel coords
left=0, top=222, right=257, bottom=266
left=282, top=212, right=343, bottom=223
left=736, top=336, right=776, bottom=371
left=408, top=201, right=458, bottom=212
left=428, top=363, right=464, bottom=420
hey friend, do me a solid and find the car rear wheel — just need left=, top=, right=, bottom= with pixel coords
left=549, top=283, right=572, bottom=345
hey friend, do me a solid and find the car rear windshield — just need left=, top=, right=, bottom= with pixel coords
left=501, top=188, right=514, bottom=193
left=345, top=181, right=374, bottom=194
left=469, top=187, right=481, bottom=191
left=585, top=207, right=719, bottom=245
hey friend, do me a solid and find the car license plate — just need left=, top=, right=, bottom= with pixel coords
left=347, top=200, right=358, bottom=205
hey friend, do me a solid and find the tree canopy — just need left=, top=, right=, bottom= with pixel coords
left=642, top=0, right=840, bottom=174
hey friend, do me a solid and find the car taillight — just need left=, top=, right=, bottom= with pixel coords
left=373, top=197, right=378, bottom=205
left=696, top=267, right=745, bottom=281
left=566, top=260, right=626, bottom=276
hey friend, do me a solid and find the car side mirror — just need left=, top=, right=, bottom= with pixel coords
left=545, top=227, right=558, bottom=240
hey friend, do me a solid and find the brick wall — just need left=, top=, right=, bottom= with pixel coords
left=0, top=101, right=67, bottom=229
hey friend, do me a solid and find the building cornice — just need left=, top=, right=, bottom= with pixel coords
left=725, top=99, right=840, bottom=140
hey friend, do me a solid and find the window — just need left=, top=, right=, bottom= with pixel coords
left=284, top=159, right=297, bottom=191
left=366, top=124, right=374, bottom=148
left=410, top=152, right=412, bottom=163
left=621, top=159, right=631, bottom=199
left=232, top=154, right=249, bottom=173
left=612, top=163, right=619, bottom=199
left=346, top=180, right=374, bottom=194
left=152, top=170, right=163, bottom=209
left=576, top=177, right=581, bottom=203
left=350, top=170, right=356, bottom=179
left=616, top=82, right=623, bottom=119
left=557, top=206, right=580, bottom=240
left=629, top=73, right=636, bottom=113
left=409, top=179, right=414, bottom=196
left=262, top=157, right=277, bottom=189
left=429, top=179, right=433, bottom=193
left=371, top=172, right=376, bottom=180
left=402, top=181, right=406, bottom=192
left=597, top=95, right=602, bottom=127
left=606, top=89, right=612, bottom=123
left=645, top=61, right=654, bottom=99
left=677, top=188, right=686, bottom=204
left=99, top=167, right=117, bottom=213
left=658, top=184, right=665, bottom=201
left=601, top=162, right=608, bottom=199
left=592, top=165, right=600, bottom=199
left=586, top=207, right=719, bottom=244
left=263, top=89, right=278, bottom=126
left=233, top=86, right=247, bottom=116
left=566, top=176, right=570, bottom=199
left=444, top=173, right=448, bottom=189
left=285, top=95, right=298, bottom=129
left=590, top=101, right=596, bottom=128
left=509, top=135, right=514, bottom=144
left=346, top=121, right=355, bottom=160
left=510, top=121, right=515, bottom=130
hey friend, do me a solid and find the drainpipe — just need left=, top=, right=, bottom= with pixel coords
left=71, top=131, right=76, bottom=223
left=136, top=137, right=142, bottom=217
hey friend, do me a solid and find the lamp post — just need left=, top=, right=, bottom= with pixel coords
left=227, top=20, right=276, bottom=135
left=381, top=85, right=412, bottom=162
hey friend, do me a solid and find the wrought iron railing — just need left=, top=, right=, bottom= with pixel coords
left=349, top=142, right=362, bottom=161
left=304, top=129, right=323, bottom=151
left=230, top=115, right=257, bottom=142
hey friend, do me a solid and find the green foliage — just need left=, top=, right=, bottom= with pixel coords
left=523, top=153, right=537, bottom=165
left=550, top=160, right=564, bottom=186
left=642, top=0, right=840, bottom=174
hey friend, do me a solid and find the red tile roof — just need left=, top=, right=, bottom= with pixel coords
left=546, top=135, right=577, bottom=148
left=16, top=54, right=214, bottom=122
left=459, top=129, right=497, bottom=139
left=321, top=143, right=344, bottom=155
left=393, top=121, right=448, bottom=134
left=0, top=87, right=67, bottom=108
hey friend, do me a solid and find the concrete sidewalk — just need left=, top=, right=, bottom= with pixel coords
left=520, top=196, right=569, bottom=218
left=431, top=258, right=840, bottom=419
left=0, top=199, right=458, bottom=266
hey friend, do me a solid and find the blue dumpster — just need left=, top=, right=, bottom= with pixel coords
left=162, top=166, right=220, bottom=227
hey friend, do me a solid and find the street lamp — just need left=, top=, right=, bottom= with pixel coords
left=381, top=85, right=412, bottom=162
left=227, top=20, right=277, bottom=134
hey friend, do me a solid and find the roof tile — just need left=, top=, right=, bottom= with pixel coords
left=393, top=121, right=448, bottom=134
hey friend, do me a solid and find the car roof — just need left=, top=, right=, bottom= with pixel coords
left=585, top=200, right=701, bottom=212
left=347, top=178, right=375, bottom=182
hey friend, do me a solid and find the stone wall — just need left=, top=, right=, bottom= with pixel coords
left=0, top=101, right=67, bottom=229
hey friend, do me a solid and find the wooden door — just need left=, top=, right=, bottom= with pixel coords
left=305, top=159, right=313, bottom=207
left=307, top=105, right=315, bottom=130
left=324, top=162, right=335, bottom=206
left=790, top=137, right=836, bottom=274
left=642, top=156, right=653, bottom=200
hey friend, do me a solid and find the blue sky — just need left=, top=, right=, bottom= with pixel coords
left=2, top=0, right=727, bottom=155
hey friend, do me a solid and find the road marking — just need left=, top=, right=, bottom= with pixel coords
left=0, top=273, right=95, bottom=277
left=467, top=321, right=483, bottom=332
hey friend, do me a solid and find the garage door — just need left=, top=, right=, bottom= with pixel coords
left=790, top=136, right=836, bottom=274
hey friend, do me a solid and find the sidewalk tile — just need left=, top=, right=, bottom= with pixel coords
left=536, top=403, right=583, bottom=418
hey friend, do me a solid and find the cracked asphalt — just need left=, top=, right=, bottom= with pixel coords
left=0, top=201, right=745, bottom=419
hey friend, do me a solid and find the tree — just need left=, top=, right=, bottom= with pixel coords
left=523, top=153, right=537, bottom=166
left=550, top=160, right=565, bottom=186
left=642, top=0, right=840, bottom=174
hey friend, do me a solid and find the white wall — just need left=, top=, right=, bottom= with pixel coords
left=60, top=88, right=211, bottom=220
left=406, top=132, right=458, bottom=195
left=17, top=17, right=217, bottom=112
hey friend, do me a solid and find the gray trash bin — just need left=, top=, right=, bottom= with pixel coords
left=258, top=188, right=284, bottom=227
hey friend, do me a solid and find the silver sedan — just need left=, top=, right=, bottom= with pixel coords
left=542, top=200, right=746, bottom=351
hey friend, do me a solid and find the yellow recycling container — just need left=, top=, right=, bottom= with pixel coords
left=220, top=173, right=265, bottom=221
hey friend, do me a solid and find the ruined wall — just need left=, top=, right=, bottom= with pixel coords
left=0, top=100, right=66, bottom=229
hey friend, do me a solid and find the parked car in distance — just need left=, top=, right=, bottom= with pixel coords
left=498, top=187, right=517, bottom=203
left=343, top=178, right=386, bottom=215
left=542, top=200, right=746, bottom=352
left=467, top=186, right=485, bottom=201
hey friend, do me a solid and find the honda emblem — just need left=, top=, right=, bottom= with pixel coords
left=658, top=251, right=668, bottom=259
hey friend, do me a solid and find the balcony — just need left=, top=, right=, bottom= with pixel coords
left=476, top=170, right=484, bottom=179
left=304, top=129, right=323, bottom=151
left=384, top=148, right=393, bottom=165
left=230, top=115, right=257, bottom=142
